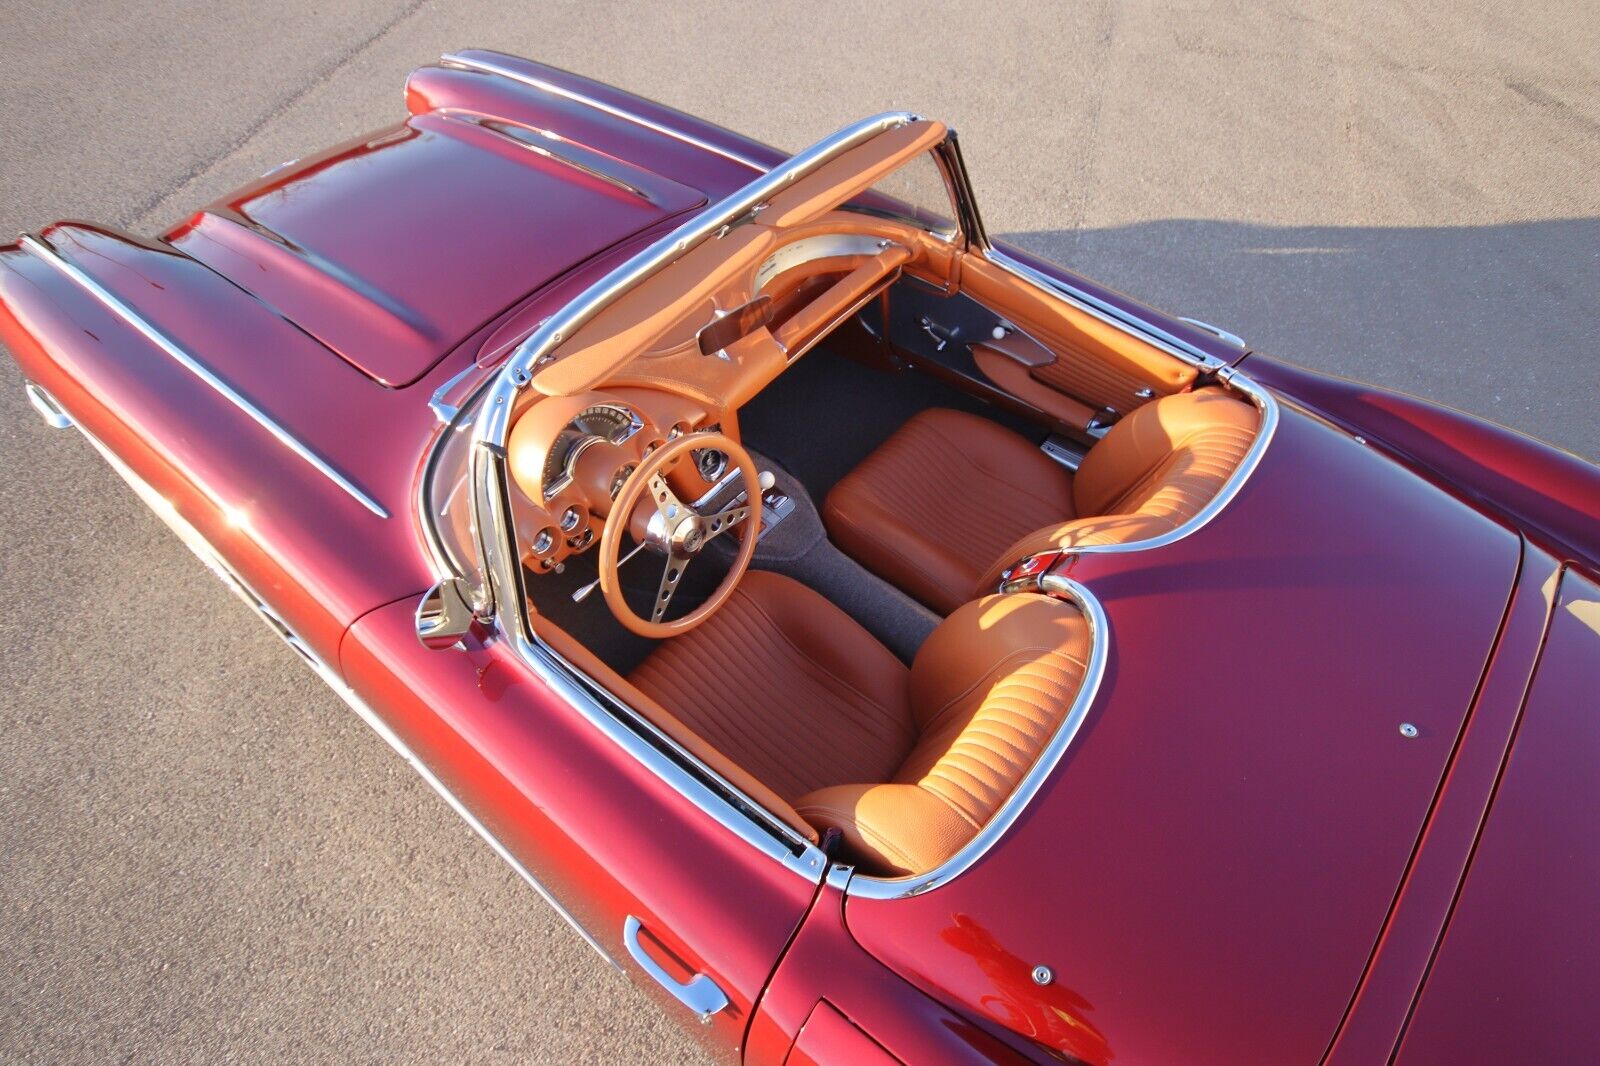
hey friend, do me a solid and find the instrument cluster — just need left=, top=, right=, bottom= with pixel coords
left=507, top=388, right=718, bottom=573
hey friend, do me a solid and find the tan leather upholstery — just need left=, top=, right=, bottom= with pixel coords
left=631, top=571, right=915, bottom=802
left=822, top=408, right=1078, bottom=615
left=960, top=253, right=1199, bottom=412
left=531, top=607, right=820, bottom=842
left=628, top=571, right=1091, bottom=876
left=974, top=386, right=1259, bottom=589
left=797, top=592, right=1091, bottom=875
left=825, top=388, right=1258, bottom=610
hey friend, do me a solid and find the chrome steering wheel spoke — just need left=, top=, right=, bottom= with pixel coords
left=652, top=549, right=692, bottom=623
left=647, top=472, right=687, bottom=522
left=703, top=502, right=752, bottom=542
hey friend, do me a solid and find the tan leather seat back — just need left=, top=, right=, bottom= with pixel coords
left=796, top=593, right=1091, bottom=876
left=976, top=388, right=1258, bottom=590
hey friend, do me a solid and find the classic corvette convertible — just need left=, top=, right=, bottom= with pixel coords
left=4, top=50, right=1598, bottom=1064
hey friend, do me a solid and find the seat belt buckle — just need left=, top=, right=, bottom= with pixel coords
left=997, top=550, right=1069, bottom=595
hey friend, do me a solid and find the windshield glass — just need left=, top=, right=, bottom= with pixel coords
left=842, top=149, right=958, bottom=239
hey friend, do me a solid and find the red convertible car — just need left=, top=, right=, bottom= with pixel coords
left=4, top=50, right=1598, bottom=1064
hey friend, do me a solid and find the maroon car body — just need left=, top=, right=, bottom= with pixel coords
left=3, top=51, right=1597, bottom=1064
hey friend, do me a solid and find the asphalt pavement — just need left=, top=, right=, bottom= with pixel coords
left=1, top=2, right=1596, bottom=1062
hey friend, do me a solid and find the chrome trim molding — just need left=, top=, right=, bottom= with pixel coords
left=1060, top=369, right=1279, bottom=561
left=23, top=380, right=74, bottom=429
left=984, top=247, right=1226, bottom=372
left=519, top=629, right=829, bottom=880
left=64, top=419, right=614, bottom=968
left=848, top=575, right=1110, bottom=900
left=440, top=52, right=774, bottom=173
left=1180, top=315, right=1247, bottom=350
left=418, top=115, right=925, bottom=886
left=19, top=234, right=390, bottom=519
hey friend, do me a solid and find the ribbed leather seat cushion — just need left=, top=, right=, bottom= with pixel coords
left=629, top=571, right=915, bottom=804
left=973, top=388, right=1260, bottom=587
left=796, top=592, right=1091, bottom=876
left=822, top=408, right=1077, bottom=614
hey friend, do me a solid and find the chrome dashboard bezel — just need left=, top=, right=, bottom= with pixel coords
left=539, top=402, right=644, bottom=501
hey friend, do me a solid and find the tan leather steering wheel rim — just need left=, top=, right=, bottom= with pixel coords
left=598, top=432, right=762, bottom=639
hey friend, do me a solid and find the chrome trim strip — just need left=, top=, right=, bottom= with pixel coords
left=1061, top=369, right=1279, bottom=560
left=1180, top=315, right=1247, bottom=350
left=984, top=247, right=1226, bottom=372
left=19, top=234, right=390, bottom=519
left=439, top=110, right=655, bottom=203
left=518, top=629, right=829, bottom=878
left=848, top=575, right=1110, bottom=900
left=440, top=52, right=774, bottom=173
left=63, top=419, right=615, bottom=968
left=23, top=380, right=74, bottom=429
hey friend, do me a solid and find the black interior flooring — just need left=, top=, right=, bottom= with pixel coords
left=737, top=345, right=1038, bottom=505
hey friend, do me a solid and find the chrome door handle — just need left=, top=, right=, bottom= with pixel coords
left=623, top=915, right=730, bottom=1024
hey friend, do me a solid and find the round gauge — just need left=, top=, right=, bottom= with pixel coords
left=695, top=447, right=728, bottom=483
left=560, top=505, right=583, bottom=532
left=531, top=528, right=554, bottom=555
left=609, top=463, right=637, bottom=499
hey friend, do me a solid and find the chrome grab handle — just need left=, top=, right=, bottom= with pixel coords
left=622, top=915, right=729, bottom=1024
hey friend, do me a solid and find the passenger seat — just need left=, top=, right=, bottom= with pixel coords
left=823, top=388, right=1259, bottom=613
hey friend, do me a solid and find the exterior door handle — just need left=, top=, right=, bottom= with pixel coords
left=623, top=915, right=730, bottom=1024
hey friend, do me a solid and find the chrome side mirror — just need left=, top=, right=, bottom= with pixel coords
left=415, top=578, right=474, bottom=650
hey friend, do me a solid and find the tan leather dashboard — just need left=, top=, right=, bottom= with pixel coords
left=530, top=119, right=948, bottom=400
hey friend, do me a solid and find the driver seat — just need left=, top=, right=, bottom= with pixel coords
left=629, top=571, right=1091, bottom=875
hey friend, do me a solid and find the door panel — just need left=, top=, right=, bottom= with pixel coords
left=960, top=253, right=1198, bottom=418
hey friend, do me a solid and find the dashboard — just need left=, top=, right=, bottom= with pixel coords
left=506, top=213, right=950, bottom=574
left=506, top=387, right=721, bottom=571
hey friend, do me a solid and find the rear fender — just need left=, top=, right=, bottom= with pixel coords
left=1244, top=353, right=1600, bottom=570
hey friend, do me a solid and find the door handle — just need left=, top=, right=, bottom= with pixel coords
left=623, top=915, right=730, bottom=1024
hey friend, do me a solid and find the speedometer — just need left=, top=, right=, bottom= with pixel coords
left=541, top=404, right=641, bottom=499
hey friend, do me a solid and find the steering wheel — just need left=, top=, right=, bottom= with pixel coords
left=598, top=432, right=762, bottom=638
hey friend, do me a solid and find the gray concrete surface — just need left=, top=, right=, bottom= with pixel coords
left=0, top=2, right=1595, bottom=1062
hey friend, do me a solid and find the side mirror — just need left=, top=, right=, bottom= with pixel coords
left=415, top=578, right=474, bottom=650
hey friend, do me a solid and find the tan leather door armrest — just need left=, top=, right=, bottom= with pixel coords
left=971, top=343, right=1097, bottom=431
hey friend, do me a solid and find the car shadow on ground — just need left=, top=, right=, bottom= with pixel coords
left=998, top=219, right=1599, bottom=461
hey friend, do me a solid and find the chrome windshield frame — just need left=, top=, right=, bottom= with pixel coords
left=462, top=111, right=924, bottom=636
